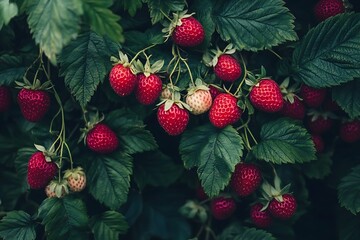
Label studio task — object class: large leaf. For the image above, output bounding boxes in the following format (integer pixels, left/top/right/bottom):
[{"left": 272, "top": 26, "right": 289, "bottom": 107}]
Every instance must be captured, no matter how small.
[
  {"left": 212, "top": 0, "right": 297, "bottom": 51},
  {"left": 332, "top": 79, "right": 360, "bottom": 119},
  {"left": 26, "top": 0, "right": 83, "bottom": 63},
  {"left": 252, "top": 118, "right": 316, "bottom": 164},
  {"left": 38, "top": 196, "right": 89, "bottom": 240},
  {"left": 0, "top": 211, "right": 36, "bottom": 240},
  {"left": 0, "top": 0, "right": 18, "bottom": 30},
  {"left": 180, "top": 124, "right": 243, "bottom": 197},
  {"left": 144, "top": 0, "right": 186, "bottom": 24},
  {"left": 292, "top": 13, "right": 360, "bottom": 88},
  {"left": 338, "top": 164, "right": 360, "bottom": 214},
  {"left": 14, "top": 148, "right": 36, "bottom": 184},
  {"left": 192, "top": 0, "right": 216, "bottom": 49},
  {"left": 115, "top": 0, "right": 142, "bottom": 17},
  {"left": 0, "top": 54, "right": 28, "bottom": 85},
  {"left": 0, "top": 170, "right": 28, "bottom": 210},
  {"left": 90, "top": 211, "right": 128, "bottom": 240},
  {"left": 302, "top": 152, "right": 333, "bottom": 179},
  {"left": 219, "top": 223, "right": 275, "bottom": 240},
  {"left": 85, "top": 151, "right": 133, "bottom": 210},
  {"left": 82, "top": 0, "right": 124, "bottom": 43}
]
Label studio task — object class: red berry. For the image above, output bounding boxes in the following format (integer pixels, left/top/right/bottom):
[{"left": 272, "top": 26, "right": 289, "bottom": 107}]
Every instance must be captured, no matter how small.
[
  {"left": 250, "top": 79, "right": 284, "bottom": 113},
  {"left": 109, "top": 64, "right": 137, "bottom": 96},
  {"left": 314, "top": 0, "right": 345, "bottom": 22},
  {"left": 250, "top": 203, "right": 272, "bottom": 228},
  {"left": 186, "top": 89, "right": 212, "bottom": 115},
  {"left": 231, "top": 163, "right": 262, "bottom": 197},
  {"left": 157, "top": 103, "right": 189, "bottom": 136},
  {"left": 311, "top": 134, "right": 325, "bottom": 153},
  {"left": 300, "top": 85, "right": 326, "bottom": 108},
  {"left": 0, "top": 86, "right": 11, "bottom": 112},
  {"left": 209, "top": 93, "right": 242, "bottom": 128},
  {"left": 27, "top": 152, "right": 58, "bottom": 189},
  {"left": 209, "top": 85, "right": 222, "bottom": 100},
  {"left": 172, "top": 16, "right": 205, "bottom": 47},
  {"left": 135, "top": 73, "right": 162, "bottom": 105},
  {"left": 86, "top": 123, "right": 119, "bottom": 154},
  {"left": 18, "top": 88, "right": 50, "bottom": 122},
  {"left": 280, "top": 97, "right": 306, "bottom": 120},
  {"left": 211, "top": 197, "right": 236, "bottom": 220},
  {"left": 307, "top": 116, "right": 334, "bottom": 134},
  {"left": 269, "top": 194, "right": 297, "bottom": 219},
  {"left": 214, "top": 55, "right": 242, "bottom": 82},
  {"left": 339, "top": 120, "right": 360, "bottom": 143}
]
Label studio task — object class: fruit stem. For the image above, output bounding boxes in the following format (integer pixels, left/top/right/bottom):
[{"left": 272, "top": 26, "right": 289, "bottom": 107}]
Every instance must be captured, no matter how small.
[
  {"left": 176, "top": 45, "right": 195, "bottom": 86},
  {"left": 242, "top": 131, "right": 252, "bottom": 151},
  {"left": 129, "top": 44, "right": 156, "bottom": 65},
  {"left": 195, "top": 224, "right": 205, "bottom": 239},
  {"left": 246, "top": 127, "right": 258, "bottom": 145},
  {"left": 267, "top": 48, "right": 283, "bottom": 60},
  {"left": 160, "top": 9, "right": 172, "bottom": 21},
  {"left": 234, "top": 54, "right": 248, "bottom": 96},
  {"left": 236, "top": 116, "right": 251, "bottom": 130}
]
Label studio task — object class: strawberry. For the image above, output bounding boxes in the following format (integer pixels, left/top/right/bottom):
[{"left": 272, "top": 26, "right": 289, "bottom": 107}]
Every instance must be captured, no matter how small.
[
  {"left": 45, "top": 184, "right": 57, "bottom": 198},
  {"left": 18, "top": 88, "right": 50, "bottom": 122},
  {"left": 135, "top": 73, "right": 162, "bottom": 105},
  {"left": 64, "top": 167, "right": 86, "bottom": 192},
  {"left": 250, "top": 203, "right": 272, "bottom": 228},
  {"left": 307, "top": 115, "right": 334, "bottom": 134},
  {"left": 299, "top": 85, "right": 326, "bottom": 108},
  {"left": 186, "top": 88, "right": 212, "bottom": 115},
  {"left": 172, "top": 16, "right": 205, "bottom": 47},
  {"left": 249, "top": 79, "right": 284, "bottom": 113},
  {"left": 209, "top": 93, "right": 242, "bottom": 128},
  {"left": 45, "top": 180, "right": 68, "bottom": 198},
  {"left": 86, "top": 123, "right": 119, "bottom": 154},
  {"left": 109, "top": 64, "right": 137, "bottom": 96},
  {"left": 214, "top": 55, "right": 242, "bottom": 82},
  {"left": 231, "top": 163, "right": 262, "bottom": 197},
  {"left": 27, "top": 152, "right": 58, "bottom": 189},
  {"left": 0, "top": 86, "right": 11, "bottom": 112},
  {"left": 157, "top": 103, "right": 189, "bottom": 136},
  {"left": 160, "top": 87, "right": 172, "bottom": 100},
  {"left": 280, "top": 97, "right": 306, "bottom": 120},
  {"left": 314, "top": 0, "right": 345, "bottom": 22},
  {"left": 311, "top": 134, "right": 325, "bottom": 153},
  {"left": 339, "top": 120, "right": 360, "bottom": 143},
  {"left": 210, "top": 197, "right": 236, "bottom": 220},
  {"left": 269, "top": 194, "right": 297, "bottom": 219},
  {"left": 209, "top": 85, "right": 222, "bottom": 100}
]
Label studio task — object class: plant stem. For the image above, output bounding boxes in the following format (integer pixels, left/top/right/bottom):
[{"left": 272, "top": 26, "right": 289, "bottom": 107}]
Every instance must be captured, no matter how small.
[
  {"left": 267, "top": 48, "right": 283, "bottom": 60},
  {"left": 129, "top": 44, "right": 156, "bottom": 65}
]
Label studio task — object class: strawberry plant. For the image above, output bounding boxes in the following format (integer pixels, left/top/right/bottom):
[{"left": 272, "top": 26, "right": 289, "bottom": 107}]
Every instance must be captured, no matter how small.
[{"left": 0, "top": 0, "right": 360, "bottom": 239}]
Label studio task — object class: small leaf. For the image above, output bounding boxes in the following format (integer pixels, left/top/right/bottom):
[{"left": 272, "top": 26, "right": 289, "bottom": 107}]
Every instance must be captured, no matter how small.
[
  {"left": 332, "top": 79, "right": 360, "bottom": 119},
  {"left": 338, "top": 164, "right": 360, "bottom": 214},
  {"left": 219, "top": 223, "right": 275, "bottom": 240},
  {"left": 252, "top": 118, "right": 316, "bottom": 164},
  {"left": 0, "top": 0, "right": 18, "bottom": 29},
  {"left": 180, "top": 124, "right": 243, "bottom": 197},
  {"left": 115, "top": 0, "right": 142, "bottom": 17},
  {"left": 90, "top": 211, "right": 129, "bottom": 240},
  {"left": 144, "top": 0, "right": 186, "bottom": 24},
  {"left": 0, "top": 211, "right": 36, "bottom": 240}
]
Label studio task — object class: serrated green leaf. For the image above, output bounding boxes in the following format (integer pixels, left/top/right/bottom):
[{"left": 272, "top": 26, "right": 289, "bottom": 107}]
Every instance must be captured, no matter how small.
[
  {"left": 180, "top": 124, "right": 243, "bottom": 197},
  {"left": 212, "top": 0, "right": 297, "bottom": 52},
  {"left": 0, "top": 211, "right": 36, "bottom": 240},
  {"left": 0, "top": 170, "right": 28, "bottom": 210},
  {"left": 0, "top": 54, "right": 29, "bottom": 85},
  {"left": 85, "top": 152, "right": 133, "bottom": 210},
  {"left": 105, "top": 109, "right": 158, "bottom": 154},
  {"left": 90, "top": 211, "right": 128, "bottom": 240},
  {"left": 219, "top": 223, "right": 275, "bottom": 240},
  {"left": 292, "top": 13, "right": 360, "bottom": 88},
  {"left": 26, "top": 0, "right": 83, "bottom": 63},
  {"left": 116, "top": 0, "right": 142, "bottom": 17},
  {"left": 59, "top": 31, "right": 112, "bottom": 108},
  {"left": 0, "top": 0, "right": 18, "bottom": 30},
  {"left": 144, "top": 0, "right": 186, "bottom": 24},
  {"left": 332, "top": 79, "right": 360, "bottom": 119},
  {"left": 38, "top": 196, "right": 89, "bottom": 240},
  {"left": 252, "top": 118, "right": 316, "bottom": 164},
  {"left": 338, "top": 164, "right": 360, "bottom": 214},
  {"left": 14, "top": 148, "right": 36, "bottom": 184},
  {"left": 302, "top": 152, "right": 333, "bottom": 179},
  {"left": 82, "top": 0, "right": 124, "bottom": 43},
  {"left": 192, "top": 0, "right": 216, "bottom": 49}
]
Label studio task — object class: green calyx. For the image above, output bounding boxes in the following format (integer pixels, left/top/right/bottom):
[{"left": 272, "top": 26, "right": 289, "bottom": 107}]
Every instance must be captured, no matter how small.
[
  {"left": 15, "top": 77, "right": 52, "bottom": 91},
  {"left": 307, "top": 109, "right": 338, "bottom": 121},
  {"left": 34, "top": 144, "right": 57, "bottom": 163},
  {"left": 110, "top": 50, "right": 131, "bottom": 67},
  {"left": 179, "top": 200, "right": 208, "bottom": 223},
  {"left": 63, "top": 166, "right": 85, "bottom": 180},
  {"left": 245, "top": 66, "right": 268, "bottom": 87},
  {"left": 186, "top": 78, "right": 209, "bottom": 96},
  {"left": 157, "top": 90, "right": 192, "bottom": 112},
  {"left": 280, "top": 77, "right": 302, "bottom": 103},
  {"left": 162, "top": 10, "right": 195, "bottom": 41},
  {"left": 79, "top": 111, "right": 105, "bottom": 144},
  {"left": 131, "top": 55, "right": 164, "bottom": 77},
  {"left": 47, "top": 179, "right": 69, "bottom": 198},
  {"left": 259, "top": 173, "right": 292, "bottom": 209},
  {"left": 202, "top": 43, "right": 236, "bottom": 67}
]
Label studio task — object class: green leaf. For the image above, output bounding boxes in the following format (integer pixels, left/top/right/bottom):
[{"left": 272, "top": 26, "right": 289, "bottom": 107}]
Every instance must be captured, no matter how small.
[
  {"left": 180, "top": 124, "right": 243, "bottom": 197},
  {"left": 0, "top": 0, "right": 18, "bottom": 30},
  {"left": 90, "top": 211, "right": 128, "bottom": 240},
  {"left": 123, "top": 27, "right": 164, "bottom": 54},
  {"left": 106, "top": 109, "right": 158, "bottom": 154},
  {"left": 116, "top": 0, "right": 142, "bottom": 17},
  {"left": 85, "top": 151, "right": 133, "bottom": 210},
  {"left": 292, "top": 13, "right": 360, "bottom": 88},
  {"left": 38, "top": 196, "right": 89, "bottom": 240},
  {"left": 252, "top": 118, "right": 316, "bottom": 164},
  {"left": 59, "top": 31, "right": 112, "bottom": 108},
  {"left": 212, "top": 0, "right": 297, "bottom": 52},
  {"left": 219, "top": 223, "right": 275, "bottom": 240},
  {"left": 144, "top": 0, "right": 186, "bottom": 24},
  {"left": 338, "top": 164, "right": 360, "bottom": 214},
  {"left": 332, "top": 79, "right": 360, "bottom": 119},
  {"left": 0, "top": 170, "right": 28, "bottom": 210},
  {"left": 82, "top": 0, "right": 124, "bottom": 43},
  {"left": 0, "top": 211, "right": 36, "bottom": 240},
  {"left": 14, "top": 148, "right": 36, "bottom": 184},
  {"left": 26, "top": 0, "right": 83, "bottom": 64},
  {"left": 302, "top": 152, "right": 333, "bottom": 179},
  {"left": 0, "top": 54, "right": 28, "bottom": 85}
]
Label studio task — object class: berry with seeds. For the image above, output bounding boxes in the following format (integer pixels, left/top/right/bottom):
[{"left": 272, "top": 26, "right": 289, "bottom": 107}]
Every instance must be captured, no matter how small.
[
  {"left": 27, "top": 152, "right": 58, "bottom": 189},
  {"left": 250, "top": 203, "right": 272, "bottom": 228},
  {"left": 157, "top": 103, "right": 189, "bottom": 136},
  {"left": 214, "top": 54, "right": 242, "bottom": 82},
  {"left": 269, "top": 194, "right": 297, "bottom": 219},
  {"left": 250, "top": 79, "right": 284, "bottom": 113},
  {"left": 300, "top": 85, "right": 326, "bottom": 108},
  {"left": 339, "top": 120, "right": 360, "bottom": 143},
  {"left": 231, "top": 163, "right": 262, "bottom": 197},
  {"left": 314, "top": 0, "right": 345, "bottom": 22},
  {"left": 209, "top": 93, "right": 242, "bottom": 128},
  {"left": 211, "top": 197, "right": 236, "bottom": 220},
  {"left": 86, "top": 123, "right": 119, "bottom": 154}
]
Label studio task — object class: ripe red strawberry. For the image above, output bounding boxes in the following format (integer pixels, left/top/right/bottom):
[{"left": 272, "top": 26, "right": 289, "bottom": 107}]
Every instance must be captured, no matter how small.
[
  {"left": 269, "top": 194, "right": 297, "bottom": 219},
  {"left": 64, "top": 167, "right": 86, "bottom": 192},
  {"left": 109, "top": 64, "right": 137, "bottom": 96},
  {"left": 250, "top": 203, "right": 272, "bottom": 228},
  {"left": 211, "top": 197, "right": 236, "bottom": 220},
  {"left": 0, "top": 86, "right": 11, "bottom": 112},
  {"left": 249, "top": 79, "right": 284, "bottom": 113},
  {"left": 209, "top": 85, "right": 222, "bottom": 99},
  {"left": 135, "top": 73, "right": 162, "bottom": 105},
  {"left": 311, "top": 134, "right": 325, "bottom": 153},
  {"left": 214, "top": 55, "right": 242, "bottom": 82},
  {"left": 231, "top": 163, "right": 262, "bottom": 197},
  {"left": 209, "top": 93, "right": 242, "bottom": 128},
  {"left": 172, "top": 16, "right": 205, "bottom": 47},
  {"left": 186, "top": 89, "right": 212, "bottom": 115},
  {"left": 27, "top": 152, "right": 58, "bottom": 189},
  {"left": 299, "top": 85, "right": 326, "bottom": 108},
  {"left": 339, "top": 120, "right": 360, "bottom": 143},
  {"left": 280, "top": 97, "right": 306, "bottom": 120},
  {"left": 18, "top": 88, "right": 50, "bottom": 122},
  {"left": 86, "top": 123, "right": 119, "bottom": 154},
  {"left": 307, "top": 116, "right": 334, "bottom": 134},
  {"left": 157, "top": 103, "right": 189, "bottom": 136},
  {"left": 314, "top": 0, "right": 345, "bottom": 21}
]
